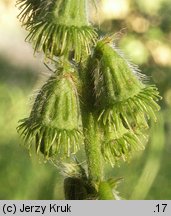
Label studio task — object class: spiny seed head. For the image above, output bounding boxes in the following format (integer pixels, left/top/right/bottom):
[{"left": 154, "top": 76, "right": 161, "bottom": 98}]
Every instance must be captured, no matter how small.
[
  {"left": 17, "top": 65, "right": 83, "bottom": 159},
  {"left": 91, "top": 37, "right": 161, "bottom": 126},
  {"left": 101, "top": 119, "right": 146, "bottom": 166},
  {"left": 88, "top": 37, "right": 161, "bottom": 165},
  {"left": 17, "top": 0, "right": 97, "bottom": 61}
]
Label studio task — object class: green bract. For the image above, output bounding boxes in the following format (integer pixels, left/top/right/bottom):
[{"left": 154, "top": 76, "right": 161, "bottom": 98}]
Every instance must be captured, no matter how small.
[
  {"left": 98, "top": 178, "right": 122, "bottom": 200},
  {"left": 17, "top": 0, "right": 97, "bottom": 61},
  {"left": 17, "top": 65, "right": 83, "bottom": 158}
]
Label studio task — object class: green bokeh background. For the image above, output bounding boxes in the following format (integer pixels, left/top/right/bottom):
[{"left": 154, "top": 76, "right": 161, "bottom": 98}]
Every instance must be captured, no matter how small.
[{"left": 0, "top": 0, "right": 171, "bottom": 199}]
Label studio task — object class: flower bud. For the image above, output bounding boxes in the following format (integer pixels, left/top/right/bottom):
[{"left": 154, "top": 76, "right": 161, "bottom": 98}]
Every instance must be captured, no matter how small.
[{"left": 17, "top": 65, "right": 83, "bottom": 158}]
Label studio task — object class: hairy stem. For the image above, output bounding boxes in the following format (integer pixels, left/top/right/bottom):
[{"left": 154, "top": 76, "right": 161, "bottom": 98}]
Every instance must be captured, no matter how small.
[{"left": 83, "top": 112, "right": 103, "bottom": 183}]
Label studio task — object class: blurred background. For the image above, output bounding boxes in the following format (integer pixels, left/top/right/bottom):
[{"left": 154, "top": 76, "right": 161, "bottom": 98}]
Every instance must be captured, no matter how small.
[{"left": 0, "top": 0, "right": 171, "bottom": 199}]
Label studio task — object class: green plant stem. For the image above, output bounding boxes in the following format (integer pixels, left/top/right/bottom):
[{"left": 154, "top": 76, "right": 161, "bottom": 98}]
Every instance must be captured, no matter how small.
[
  {"left": 80, "top": 60, "right": 104, "bottom": 186},
  {"left": 82, "top": 112, "right": 103, "bottom": 183},
  {"left": 82, "top": 112, "right": 116, "bottom": 200}
]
